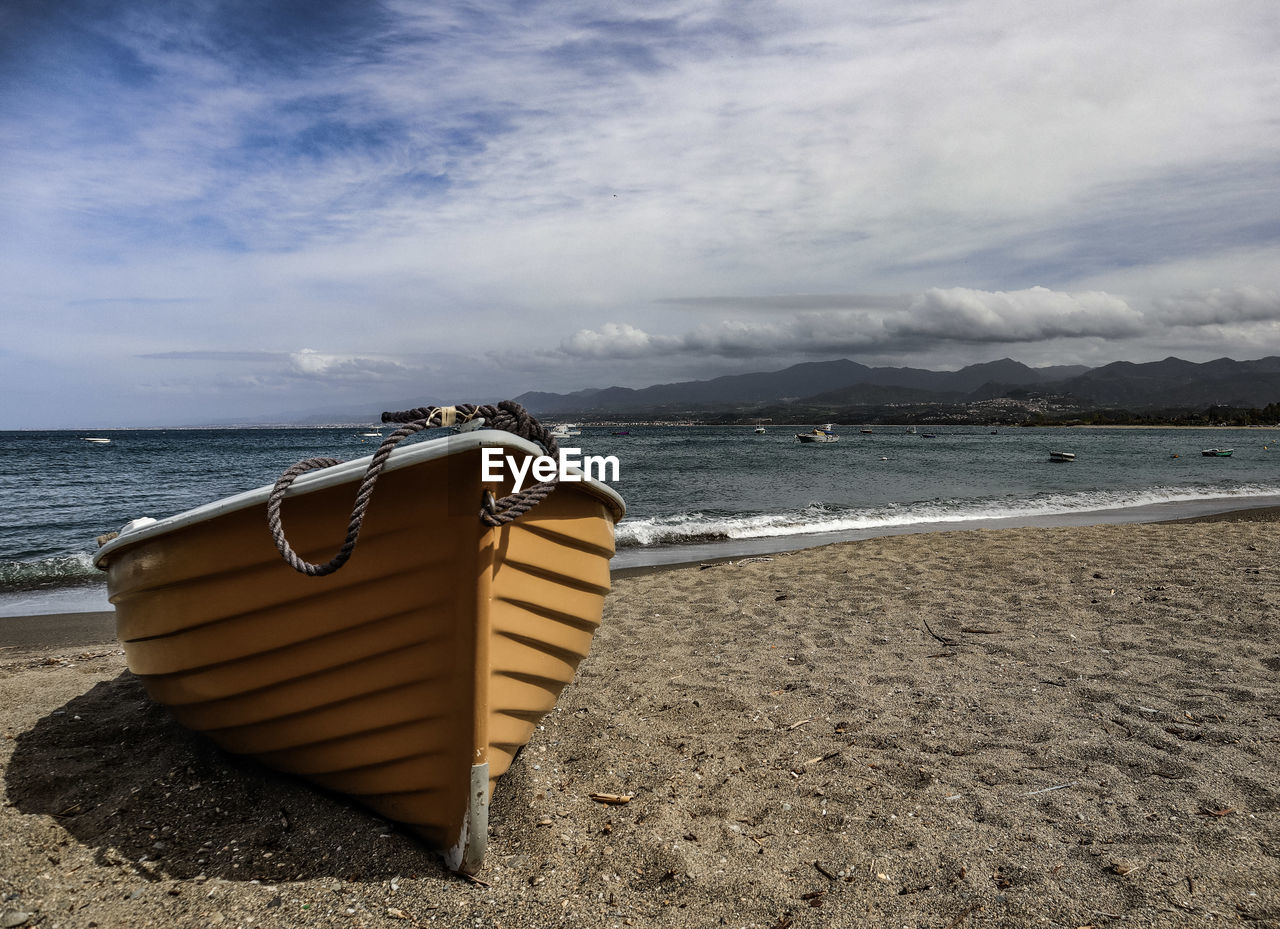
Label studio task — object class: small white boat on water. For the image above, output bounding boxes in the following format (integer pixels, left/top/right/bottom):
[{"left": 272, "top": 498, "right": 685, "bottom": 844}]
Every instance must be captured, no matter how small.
[
  {"left": 82, "top": 437, "right": 112, "bottom": 444},
  {"left": 1201, "top": 448, "right": 1233, "bottom": 457},
  {"left": 906, "top": 426, "right": 917, "bottom": 435},
  {"left": 549, "top": 423, "right": 582, "bottom": 438},
  {"left": 796, "top": 424, "right": 839, "bottom": 444},
  {"left": 1049, "top": 450, "right": 1075, "bottom": 462},
  {"left": 754, "top": 426, "right": 766, "bottom": 434}
]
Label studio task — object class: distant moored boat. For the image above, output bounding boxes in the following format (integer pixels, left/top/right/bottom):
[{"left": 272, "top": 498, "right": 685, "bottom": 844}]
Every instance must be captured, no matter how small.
[{"left": 796, "top": 424, "right": 839, "bottom": 443}]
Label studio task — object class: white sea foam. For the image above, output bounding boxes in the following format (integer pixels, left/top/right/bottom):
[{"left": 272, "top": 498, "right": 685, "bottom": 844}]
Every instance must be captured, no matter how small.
[
  {"left": 0, "top": 552, "right": 100, "bottom": 590},
  {"left": 614, "top": 483, "right": 1280, "bottom": 547}
]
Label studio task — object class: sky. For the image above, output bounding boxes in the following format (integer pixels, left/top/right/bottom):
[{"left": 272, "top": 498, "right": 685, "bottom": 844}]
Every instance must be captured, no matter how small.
[{"left": 2, "top": 0, "right": 1279, "bottom": 427}]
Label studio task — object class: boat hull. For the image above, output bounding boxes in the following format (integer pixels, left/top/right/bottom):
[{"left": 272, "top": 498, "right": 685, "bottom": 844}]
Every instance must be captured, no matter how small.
[{"left": 95, "top": 432, "right": 623, "bottom": 873}]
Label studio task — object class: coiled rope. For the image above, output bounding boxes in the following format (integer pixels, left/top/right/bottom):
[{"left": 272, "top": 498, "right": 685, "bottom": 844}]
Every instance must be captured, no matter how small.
[{"left": 267, "top": 400, "right": 561, "bottom": 576}]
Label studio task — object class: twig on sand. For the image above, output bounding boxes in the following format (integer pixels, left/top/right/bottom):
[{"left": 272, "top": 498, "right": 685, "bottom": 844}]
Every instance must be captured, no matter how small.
[
  {"left": 812, "top": 860, "right": 837, "bottom": 880},
  {"left": 589, "top": 793, "right": 633, "bottom": 805},
  {"left": 1024, "top": 781, "right": 1078, "bottom": 797},
  {"left": 943, "top": 902, "right": 983, "bottom": 929},
  {"left": 1109, "top": 860, "right": 1144, "bottom": 877},
  {"left": 1197, "top": 806, "right": 1235, "bottom": 817},
  {"left": 923, "top": 618, "right": 960, "bottom": 646},
  {"left": 800, "top": 751, "right": 841, "bottom": 768},
  {"left": 787, "top": 718, "right": 811, "bottom": 731}
]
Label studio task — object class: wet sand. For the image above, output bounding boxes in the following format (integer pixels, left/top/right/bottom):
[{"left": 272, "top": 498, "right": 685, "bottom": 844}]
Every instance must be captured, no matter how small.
[{"left": 1, "top": 511, "right": 1277, "bottom": 927}]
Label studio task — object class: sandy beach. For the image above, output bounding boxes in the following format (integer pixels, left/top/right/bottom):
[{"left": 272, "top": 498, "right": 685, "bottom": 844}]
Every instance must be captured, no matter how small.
[{"left": 2, "top": 512, "right": 1277, "bottom": 928}]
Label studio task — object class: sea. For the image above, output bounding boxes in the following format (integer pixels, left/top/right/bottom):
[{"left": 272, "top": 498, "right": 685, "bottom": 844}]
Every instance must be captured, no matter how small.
[{"left": 2, "top": 425, "right": 1278, "bottom": 617}]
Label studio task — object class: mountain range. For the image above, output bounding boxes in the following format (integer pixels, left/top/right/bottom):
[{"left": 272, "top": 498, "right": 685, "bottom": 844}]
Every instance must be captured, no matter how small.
[{"left": 514, "top": 356, "right": 1280, "bottom": 418}]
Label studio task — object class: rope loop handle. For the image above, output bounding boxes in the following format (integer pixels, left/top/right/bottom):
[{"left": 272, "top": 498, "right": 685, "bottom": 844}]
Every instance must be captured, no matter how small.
[{"left": 268, "top": 401, "right": 560, "bottom": 575}]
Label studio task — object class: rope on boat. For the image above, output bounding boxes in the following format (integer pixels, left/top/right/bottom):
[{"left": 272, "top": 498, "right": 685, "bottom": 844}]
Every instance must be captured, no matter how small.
[{"left": 267, "top": 400, "right": 561, "bottom": 576}]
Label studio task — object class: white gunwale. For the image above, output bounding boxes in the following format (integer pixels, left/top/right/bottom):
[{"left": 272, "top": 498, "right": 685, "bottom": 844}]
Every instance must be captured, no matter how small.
[{"left": 95, "top": 430, "right": 625, "bottom": 568}]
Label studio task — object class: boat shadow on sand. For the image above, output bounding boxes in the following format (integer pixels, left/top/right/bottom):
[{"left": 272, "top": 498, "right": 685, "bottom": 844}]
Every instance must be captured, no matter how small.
[{"left": 5, "top": 671, "right": 498, "bottom": 884}]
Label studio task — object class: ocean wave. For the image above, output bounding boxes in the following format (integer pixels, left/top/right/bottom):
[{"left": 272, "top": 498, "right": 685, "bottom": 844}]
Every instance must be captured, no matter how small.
[
  {"left": 614, "top": 483, "right": 1280, "bottom": 547},
  {"left": 0, "top": 553, "right": 102, "bottom": 591}
]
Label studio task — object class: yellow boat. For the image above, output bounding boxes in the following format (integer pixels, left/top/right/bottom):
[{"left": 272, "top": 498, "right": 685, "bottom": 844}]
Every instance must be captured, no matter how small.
[{"left": 94, "top": 408, "right": 624, "bottom": 874}]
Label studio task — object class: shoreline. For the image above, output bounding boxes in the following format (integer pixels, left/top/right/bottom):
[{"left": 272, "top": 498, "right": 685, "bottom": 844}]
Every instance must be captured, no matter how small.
[
  {"left": 3, "top": 498, "right": 1278, "bottom": 635},
  {"left": 614, "top": 499, "right": 1280, "bottom": 576},
  {"left": 5, "top": 496, "right": 1280, "bottom": 623},
  {"left": 610, "top": 493, "right": 1280, "bottom": 571}
]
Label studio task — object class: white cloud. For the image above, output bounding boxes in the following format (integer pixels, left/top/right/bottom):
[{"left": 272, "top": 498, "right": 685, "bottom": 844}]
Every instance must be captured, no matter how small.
[
  {"left": 286, "top": 348, "right": 409, "bottom": 380},
  {"left": 1149, "top": 285, "right": 1280, "bottom": 326},
  {"left": 561, "top": 323, "right": 682, "bottom": 359},
  {"left": 561, "top": 287, "right": 1151, "bottom": 360},
  {"left": 896, "top": 287, "right": 1145, "bottom": 342}
]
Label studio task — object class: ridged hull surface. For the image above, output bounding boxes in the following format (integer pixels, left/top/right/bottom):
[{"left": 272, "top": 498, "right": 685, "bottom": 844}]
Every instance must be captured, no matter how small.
[
  {"left": 485, "top": 492, "right": 616, "bottom": 789},
  {"left": 100, "top": 444, "right": 619, "bottom": 865}
]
